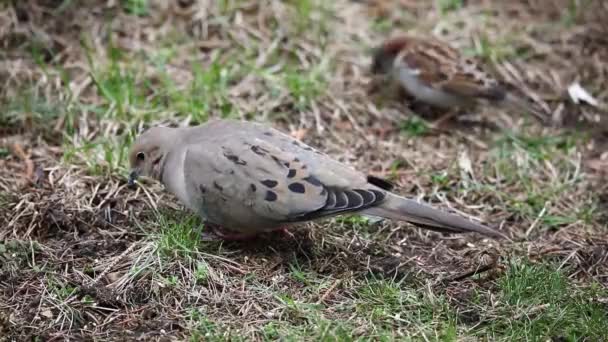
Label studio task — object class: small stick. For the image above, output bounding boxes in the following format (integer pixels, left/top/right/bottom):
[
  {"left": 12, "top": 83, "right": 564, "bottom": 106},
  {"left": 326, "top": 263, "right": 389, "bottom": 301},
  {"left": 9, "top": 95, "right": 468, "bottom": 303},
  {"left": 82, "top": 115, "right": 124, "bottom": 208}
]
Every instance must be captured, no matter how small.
[
  {"left": 511, "top": 304, "right": 550, "bottom": 321},
  {"left": 442, "top": 263, "right": 496, "bottom": 282},
  {"left": 317, "top": 278, "right": 342, "bottom": 304},
  {"left": 90, "top": 242, "right": 138, "bottom": 286}
]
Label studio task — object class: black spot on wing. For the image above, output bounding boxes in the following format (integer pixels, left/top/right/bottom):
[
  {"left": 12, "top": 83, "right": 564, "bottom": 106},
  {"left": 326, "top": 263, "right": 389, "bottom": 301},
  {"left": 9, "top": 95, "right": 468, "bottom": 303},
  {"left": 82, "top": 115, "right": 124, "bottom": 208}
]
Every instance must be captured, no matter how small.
[
  {"left": 251, "top": 145, "right": 269, "bottom": 156},
  {"left": 367, "top": 175, "right": 395, "bottom": 191},
  {"left": 223, "top": 152, "right": 247, "bottom": 165},
  {"left": 288, "top": 182, "right": 305, "bottom": 194},
  {"left": 261, "top": 179, "right": 278, "bottom": 188},
  {"left": 249, "top": 184, "right": 257, "bottom": 192},
  {"left": 287, "top": 169, "right": 296, "bottom": 178},
  {"left": 213, "top": 181, "right": 223, "bottom": 192},
  {"left": 265, "top": 191, "right": 277, "bottom": 202},
  {"left": 303, "top": 175, "right": 323, "bottom": 187},
  {"left": 270, "top": 155, "right": 284, "bottom": 168},
  {"left": 263, "top": 132, "right": 273, "bottom": 136}
]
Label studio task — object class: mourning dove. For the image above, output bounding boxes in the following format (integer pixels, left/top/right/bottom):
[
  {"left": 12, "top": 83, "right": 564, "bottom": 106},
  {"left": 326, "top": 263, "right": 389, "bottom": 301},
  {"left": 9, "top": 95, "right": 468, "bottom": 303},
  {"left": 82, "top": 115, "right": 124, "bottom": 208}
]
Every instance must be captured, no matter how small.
[
  {"left": 128, "top": 120, "right": 505, "bottom": 240},
  {"left": 371, "top": 35, "right": 547, "bottom": 124}
]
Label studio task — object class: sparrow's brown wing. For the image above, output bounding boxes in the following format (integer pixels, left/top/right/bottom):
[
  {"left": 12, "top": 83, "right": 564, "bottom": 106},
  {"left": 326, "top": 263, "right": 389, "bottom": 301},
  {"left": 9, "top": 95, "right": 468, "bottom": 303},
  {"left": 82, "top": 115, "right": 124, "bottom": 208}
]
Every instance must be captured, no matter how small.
[{"left": 398, "top": 37, "right": 506, "bottom": 100}]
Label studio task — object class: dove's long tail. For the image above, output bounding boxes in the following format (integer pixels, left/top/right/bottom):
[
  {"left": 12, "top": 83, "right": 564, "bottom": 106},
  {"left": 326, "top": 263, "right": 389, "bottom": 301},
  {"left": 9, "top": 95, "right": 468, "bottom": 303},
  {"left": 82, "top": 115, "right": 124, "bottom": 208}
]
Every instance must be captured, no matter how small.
[{"left": 362, "top": 193, "right": 506, "bottom": 239}]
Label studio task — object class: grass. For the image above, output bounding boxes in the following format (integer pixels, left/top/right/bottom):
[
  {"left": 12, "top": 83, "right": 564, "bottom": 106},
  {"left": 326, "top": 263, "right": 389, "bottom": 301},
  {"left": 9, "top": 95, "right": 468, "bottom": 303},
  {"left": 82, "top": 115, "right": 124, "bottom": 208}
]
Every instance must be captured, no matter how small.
[
  {"left": 122, "top": 0, "right": 149, "bottom": 16},
  {"left": 0, "top": 87, "right": 64, "bottom": 126},
  {"left": 484, "top": 261, "right": 608, "bottom": 341},
  {"left": 283, "top": 62, "right": 329, "bottom": 110},
  {"left": 1, "top": 0, "right": 607, "bottom": 341},
  {"left": 483, "top": 131, "right": 587, "bottom": 229},
  {"left": 399, "top": 115, "right": 430, "bottom": 137},
  {"left": 465, "top": 33, "right": 525, "bottom": 62},
  {"left": 438, "top": 0, "right": 464, "bottom": 14},
  {"left": 155, "top": 213, "right": 205, "bottom": 259}
]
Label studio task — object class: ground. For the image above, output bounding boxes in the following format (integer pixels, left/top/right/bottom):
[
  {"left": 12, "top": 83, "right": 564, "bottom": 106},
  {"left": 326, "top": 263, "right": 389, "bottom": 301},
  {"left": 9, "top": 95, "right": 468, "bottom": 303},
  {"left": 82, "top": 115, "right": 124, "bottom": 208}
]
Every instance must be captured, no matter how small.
[{"left": 1, "top": 0, "right": 607, "bottom": 340}]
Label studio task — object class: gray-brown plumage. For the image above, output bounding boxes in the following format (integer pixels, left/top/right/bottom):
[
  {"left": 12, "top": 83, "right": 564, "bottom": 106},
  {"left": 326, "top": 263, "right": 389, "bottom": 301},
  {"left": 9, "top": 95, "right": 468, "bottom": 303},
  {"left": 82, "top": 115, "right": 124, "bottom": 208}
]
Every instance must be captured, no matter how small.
[{"left": 128, "top": 120, "right": 505, "bottom": 239}]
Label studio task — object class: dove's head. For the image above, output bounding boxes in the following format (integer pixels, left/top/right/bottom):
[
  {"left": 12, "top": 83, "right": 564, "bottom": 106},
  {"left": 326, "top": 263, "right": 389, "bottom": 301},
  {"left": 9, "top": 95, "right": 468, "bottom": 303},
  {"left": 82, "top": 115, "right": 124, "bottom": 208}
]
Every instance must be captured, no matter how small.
[
  {"left": 128, "top": 126, "right": 176, "bottom": 186},
  {"left": 371, "top": 36, "right": 411, "bottom": 75}
]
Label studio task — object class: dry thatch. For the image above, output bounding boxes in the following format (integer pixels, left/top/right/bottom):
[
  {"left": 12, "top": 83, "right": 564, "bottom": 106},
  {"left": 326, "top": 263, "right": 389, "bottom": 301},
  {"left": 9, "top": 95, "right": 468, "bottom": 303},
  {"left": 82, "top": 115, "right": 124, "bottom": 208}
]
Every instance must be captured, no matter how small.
[{"left": 1, "top": 0, "right": 607, "bottom": 340}]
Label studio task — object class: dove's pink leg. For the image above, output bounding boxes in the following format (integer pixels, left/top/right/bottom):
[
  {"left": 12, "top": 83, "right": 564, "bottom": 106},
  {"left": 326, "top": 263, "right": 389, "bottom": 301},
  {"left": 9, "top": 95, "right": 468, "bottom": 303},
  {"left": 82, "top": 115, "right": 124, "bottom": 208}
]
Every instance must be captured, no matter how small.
[
  {"left": 276, "top": 227, "right": 294, "bottom": 238},
  {"left": 206, "top": 224, "right": 259, "bottom": 241},
  {"left": 205, "top": 223, "right": 292, "bottom": 241}
]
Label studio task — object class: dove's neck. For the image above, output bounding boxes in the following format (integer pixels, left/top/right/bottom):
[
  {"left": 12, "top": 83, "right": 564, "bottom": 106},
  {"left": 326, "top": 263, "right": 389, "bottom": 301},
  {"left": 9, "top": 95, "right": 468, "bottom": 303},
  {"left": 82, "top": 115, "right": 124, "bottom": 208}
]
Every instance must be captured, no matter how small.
[{"left": 160, "top": 147, "right": 190, "bottom": 207}]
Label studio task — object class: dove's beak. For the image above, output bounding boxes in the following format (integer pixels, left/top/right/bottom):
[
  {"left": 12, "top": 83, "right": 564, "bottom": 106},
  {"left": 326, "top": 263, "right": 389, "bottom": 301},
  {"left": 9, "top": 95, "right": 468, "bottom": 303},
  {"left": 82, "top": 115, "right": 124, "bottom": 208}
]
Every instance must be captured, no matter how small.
[{"left": 128, "top": 169, "right": 140, "bottom": 187}]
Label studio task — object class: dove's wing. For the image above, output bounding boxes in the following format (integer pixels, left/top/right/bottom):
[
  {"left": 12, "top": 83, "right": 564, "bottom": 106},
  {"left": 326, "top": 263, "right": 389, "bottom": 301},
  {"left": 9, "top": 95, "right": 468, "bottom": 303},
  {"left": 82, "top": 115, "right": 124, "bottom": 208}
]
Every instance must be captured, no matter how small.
[{"left": 179, "top": 120, "right": 386, "bottom": 230}]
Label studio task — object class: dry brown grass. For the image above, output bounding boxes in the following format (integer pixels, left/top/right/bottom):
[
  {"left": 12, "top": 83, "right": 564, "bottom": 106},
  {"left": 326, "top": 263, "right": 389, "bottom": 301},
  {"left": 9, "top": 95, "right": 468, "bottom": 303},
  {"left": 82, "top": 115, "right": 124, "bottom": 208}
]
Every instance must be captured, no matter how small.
[{"left": 1, "top": 0, "right": 607, "bottom": 340}]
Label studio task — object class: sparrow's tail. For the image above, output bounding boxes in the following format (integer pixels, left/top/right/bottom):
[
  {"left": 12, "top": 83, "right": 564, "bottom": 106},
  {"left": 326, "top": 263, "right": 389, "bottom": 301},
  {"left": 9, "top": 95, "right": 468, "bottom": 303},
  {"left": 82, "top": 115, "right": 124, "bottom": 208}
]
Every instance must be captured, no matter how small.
[
  {"left": 501, "top": 93, "right": 548, "bottom": 123},
  {"left": 362, "top": 193, "right": 506, "bottom": 239}
]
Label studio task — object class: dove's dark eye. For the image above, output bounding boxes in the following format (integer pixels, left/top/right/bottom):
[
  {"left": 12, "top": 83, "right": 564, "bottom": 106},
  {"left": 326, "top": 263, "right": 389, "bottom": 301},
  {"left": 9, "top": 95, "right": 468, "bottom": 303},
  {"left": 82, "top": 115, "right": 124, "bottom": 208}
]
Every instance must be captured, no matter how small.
[{"left": 136, "top": 152, "right": 145, "bottom": 161}]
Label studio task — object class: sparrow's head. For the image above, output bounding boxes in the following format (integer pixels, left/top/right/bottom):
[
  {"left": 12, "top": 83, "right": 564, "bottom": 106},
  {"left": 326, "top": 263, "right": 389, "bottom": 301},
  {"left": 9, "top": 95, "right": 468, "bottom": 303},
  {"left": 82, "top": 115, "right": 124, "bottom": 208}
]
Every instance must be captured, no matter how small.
[
  {"left": 371, "top": 36, "right": 412, "bottom": 75},
  {"left": 128, "top": 126, "right": 175, "bottom": 185}
]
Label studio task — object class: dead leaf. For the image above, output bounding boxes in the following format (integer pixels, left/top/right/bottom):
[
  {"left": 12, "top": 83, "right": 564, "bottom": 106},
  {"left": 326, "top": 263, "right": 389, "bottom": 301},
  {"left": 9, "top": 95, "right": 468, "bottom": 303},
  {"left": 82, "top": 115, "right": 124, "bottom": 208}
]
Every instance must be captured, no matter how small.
[
  {"left": 40, "top": 309, "right": 53, "bottom": 319},
  {"left": 568, "top": 83, "right": 599, "bottom": 107}
]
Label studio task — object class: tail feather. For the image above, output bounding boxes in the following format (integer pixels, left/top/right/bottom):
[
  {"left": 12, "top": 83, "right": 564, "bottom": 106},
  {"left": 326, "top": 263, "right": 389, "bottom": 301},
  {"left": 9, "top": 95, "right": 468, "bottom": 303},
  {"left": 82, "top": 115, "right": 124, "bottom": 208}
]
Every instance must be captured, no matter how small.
[
  {"left": 363, "top": 194, "right": 506, "bottom": 239},
  {"left": 501, "top": 93, "right": 548, "bottom": 123}
]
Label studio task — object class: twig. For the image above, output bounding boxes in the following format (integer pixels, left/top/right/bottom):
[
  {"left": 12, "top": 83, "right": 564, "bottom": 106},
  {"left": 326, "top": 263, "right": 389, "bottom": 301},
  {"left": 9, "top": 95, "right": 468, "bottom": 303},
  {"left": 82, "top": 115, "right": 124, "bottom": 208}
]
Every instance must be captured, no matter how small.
[
  {"left": 442, "top": 262, "right": 496, "bottom": 282},
  {"left": 90, "top": 242, "right": 139, "bottom": 286},
  {"left": 317, "top": 278, "right": 342, "bottom": 304},
  {"left": 511, "top": 304, "right": 550, "bottom": 321}
]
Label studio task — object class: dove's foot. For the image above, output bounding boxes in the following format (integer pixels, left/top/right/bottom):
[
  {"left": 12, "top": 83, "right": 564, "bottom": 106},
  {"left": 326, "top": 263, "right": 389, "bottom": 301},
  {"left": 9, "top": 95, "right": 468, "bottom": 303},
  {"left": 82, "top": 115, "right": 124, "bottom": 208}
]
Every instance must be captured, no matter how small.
[
  {"left": 203, "top": 223, "right": 293, "bottom": 241},
  {"left": 204, "top": 224, "right": 258, "bottom": 241},
  {"left": 275, "top": 227, "right": 294, "bottom": 238}
]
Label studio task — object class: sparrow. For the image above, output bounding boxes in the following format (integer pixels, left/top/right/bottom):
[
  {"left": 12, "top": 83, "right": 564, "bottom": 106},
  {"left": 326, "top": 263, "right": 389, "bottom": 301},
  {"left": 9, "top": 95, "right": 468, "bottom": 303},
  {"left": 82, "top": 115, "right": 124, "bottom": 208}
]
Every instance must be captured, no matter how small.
[
  {"left": 370, "top": 35, "right": 546, "bottom": 125},
  {"left": 128, "top": 119, "right": 505, "bottom": 240}
]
